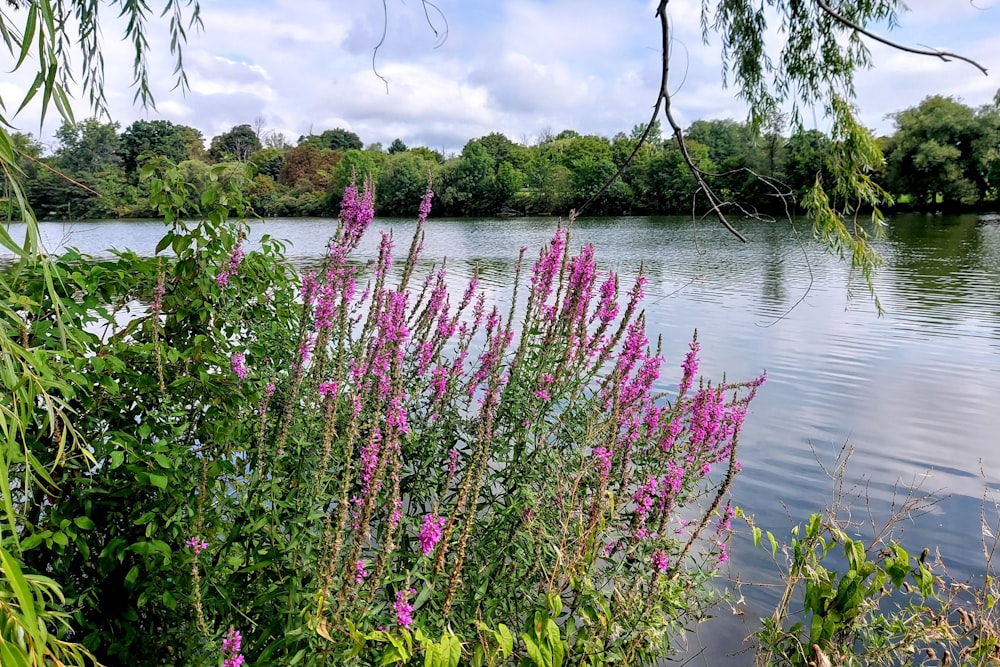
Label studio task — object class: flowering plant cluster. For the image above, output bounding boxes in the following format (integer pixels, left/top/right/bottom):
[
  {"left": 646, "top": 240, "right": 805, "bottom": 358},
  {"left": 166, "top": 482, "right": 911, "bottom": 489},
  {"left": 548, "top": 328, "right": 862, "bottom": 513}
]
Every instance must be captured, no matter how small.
[{"left": 9, "top": 165, "right": 762, "bottom": 666}]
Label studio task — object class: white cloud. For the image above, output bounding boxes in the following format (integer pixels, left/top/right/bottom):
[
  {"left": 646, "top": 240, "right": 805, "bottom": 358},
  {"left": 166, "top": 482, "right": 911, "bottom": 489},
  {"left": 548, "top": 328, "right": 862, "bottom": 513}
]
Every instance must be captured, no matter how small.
[{"left": 5, "top": 0, "right": 997, "bottom": 153}]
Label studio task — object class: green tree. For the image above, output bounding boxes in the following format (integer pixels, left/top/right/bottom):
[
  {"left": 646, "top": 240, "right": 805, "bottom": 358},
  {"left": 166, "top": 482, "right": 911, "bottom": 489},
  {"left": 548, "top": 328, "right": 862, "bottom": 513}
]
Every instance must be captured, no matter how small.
[
  {"left": 298, "top": 127, "right": 363, "bottom": 151},
  {"left": 249, "top": 147, "right": 286, "bottom": 180},
  {"left": 783, "top": 129, "right": 835, "bottom": 202},
  {"left": 476, "top": 132, "right": 529, "bottom": 171},
  {"left": 55, "top": 118, "right": 122, "bottom": 173},
  {"left": 209, "top": 124, "right": 263, "bottom": 162},
  {"left": 119, "top": 119, "right": 204, "bottom": 178},
  {"left": 2, "top": 133, "right": 42, "bottom": 210},
  {"left": 885, "top": 96, "right": 992, "bottom": 207},
  {"left": 409, "top": 145, "right": 445, "bottom": 164},
  {"left": 387, "top": 137, "right": 408, "bottom": 154},
  {"left": 327, "top": 148, "right": 380, "bottom": 202},
  {"left": 631, "top": 140, "right": 714, "bottom": 213},
  {"left": 377, "top": 150, "right": 439, "bottom": 216},
  {"left": 438, "top": 140, "right": 511, "bottom": 215}
]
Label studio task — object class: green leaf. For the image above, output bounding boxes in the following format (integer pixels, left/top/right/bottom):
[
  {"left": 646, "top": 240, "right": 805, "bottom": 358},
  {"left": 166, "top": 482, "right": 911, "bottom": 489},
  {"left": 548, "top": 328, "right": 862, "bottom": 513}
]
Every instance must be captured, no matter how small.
[
  {"left": 124, "top": 565, "right": 140, "bottom": 589},
  {"left": 522, "top": 632, "right": 543, "bottom": 666},
  {"left": 148, "top": 472, "right": 168, "bottom": 489},
  {"left": 0, "top": 642, "right": 30, "bottom": 667},
  {"left": 0, "top": 546, "right": 39, "bottom": 639},
  {"left": 152, "top": 453, "right": 173, "bottom": 469},
  {"left": 155, "top": 232, "right": 174, "bottom": 254},
  {"left": 442, "top": 632, "right": 462, "bottom": 667},
  {"left": 498, "top": 624, "right": 514, "bottom": 657}
]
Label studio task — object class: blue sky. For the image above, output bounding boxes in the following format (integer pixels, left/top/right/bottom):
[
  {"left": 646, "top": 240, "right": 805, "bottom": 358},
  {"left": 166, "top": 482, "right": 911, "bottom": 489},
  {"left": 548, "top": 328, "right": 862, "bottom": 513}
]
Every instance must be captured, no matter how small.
[{"left": 6, "top": 0, "right": 1000, "bottom": 153}]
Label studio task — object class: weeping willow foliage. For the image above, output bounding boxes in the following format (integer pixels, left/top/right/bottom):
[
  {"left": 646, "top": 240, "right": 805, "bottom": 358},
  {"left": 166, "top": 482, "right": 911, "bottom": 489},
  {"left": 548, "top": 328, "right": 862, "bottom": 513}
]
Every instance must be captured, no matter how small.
[
  {"left": 1, "top": 2, "right": 201, "bottom": 664},
  {"left": 700, "top": 0, "right": 983, "bottom": 304}
]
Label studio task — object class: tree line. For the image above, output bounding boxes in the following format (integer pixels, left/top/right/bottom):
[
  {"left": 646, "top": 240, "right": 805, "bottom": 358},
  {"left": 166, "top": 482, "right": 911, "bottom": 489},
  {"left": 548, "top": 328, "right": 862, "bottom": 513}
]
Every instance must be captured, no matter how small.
[{"left": 5, "top": 91, "right": 1000, "bottom": 221}]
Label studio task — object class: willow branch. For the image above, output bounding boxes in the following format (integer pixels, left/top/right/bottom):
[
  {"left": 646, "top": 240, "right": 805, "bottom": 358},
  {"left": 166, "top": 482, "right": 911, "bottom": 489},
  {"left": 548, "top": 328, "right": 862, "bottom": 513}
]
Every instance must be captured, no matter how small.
[
  {"left": 578, "top": 1, "right": 747, "bottom": 243},
  {"left": 657, "top": 1, "right": 747, "bottom": 242},
  {"left": 16, "top": 150, "right": 102, "bottom": 197},
  {"left": 815, "top": 0, "right": 988, "bottom": 76}
]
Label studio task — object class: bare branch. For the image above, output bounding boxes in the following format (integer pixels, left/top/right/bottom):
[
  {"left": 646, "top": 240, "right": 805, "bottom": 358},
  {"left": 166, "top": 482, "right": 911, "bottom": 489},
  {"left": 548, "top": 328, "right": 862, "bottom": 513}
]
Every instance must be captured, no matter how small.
[
  {"left": 658, "top": 2, "right": 748, "bottom": 242},
  {"left": 815, "top": 0, "right": 988, "bottom": 76},
  {"left": 578, "top": 1, "right": 748, "bottom": 244}
]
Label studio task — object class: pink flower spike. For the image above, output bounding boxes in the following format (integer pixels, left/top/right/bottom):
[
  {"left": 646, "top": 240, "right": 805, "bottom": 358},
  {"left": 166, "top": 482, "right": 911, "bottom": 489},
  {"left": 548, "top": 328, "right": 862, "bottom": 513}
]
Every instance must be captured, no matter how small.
[
  {"left": 419, "top": 514, "right": 446, "bottom": 555},
  {"left": 231, "top": 352, "right": 248, "bottom": 380},
  {"left": 186, "top": 536, "right": 208, "bottom": 556},
  {"left": 393, "top": 589, "right": 414, "bottom": 629},
  {"left": 221, "top": 628, "right": 245, "bottom": 667}
]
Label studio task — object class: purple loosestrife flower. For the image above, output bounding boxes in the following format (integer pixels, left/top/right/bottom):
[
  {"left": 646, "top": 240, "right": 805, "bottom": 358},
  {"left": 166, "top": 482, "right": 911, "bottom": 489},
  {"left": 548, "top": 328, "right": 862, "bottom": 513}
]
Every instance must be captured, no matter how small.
[
  {"left": 651, "top": 550, "right": 669, "bottom": 573},
  {"left": 529, "top": 227, "right": 567, "bottom": 317},
  {"left": 594, "top": 273, "right": 619, "bottom": 325},
  {"left": 301, "top": 271, "right": 318, "bottom": 309},
  {"left": 296, "top": 333, "right": 315, "bottom": 372},
  {"left": 151, "top": 276, "right": 165, "bottom": 315},
  {"left": 186, "top": 537, "right": 208, "bottom": 556},
  {"left": 446, "top": 449, "right": 459, "bottom": 482},
  {"left": 418, "top": 185, "right": 433, "bottom": 223},
  {"left": 313, "top": 259, "right": 357, "bottom": 333},
  {"left": 386, "top": 396, "right": 409, "bottom": 435},
  {"left": 390, "top": 498, "right": 402, "bottom": 528},
  {"left": 221, "top": 628, "right": 245, "bottom": 667},
  {"left": 430, "top": 365, "right": 449, "bottom": 403},
  {"left": 679, "top": 338, "right": 700, "bottom": 396},
  {"left": 393, "top": 589, "right": 415, "bottom": 629},
  {"left": 339, "top": 177, "right": 376, "bottom": 250},
  {"left": 562, "top": 244, "right": 597, "bottom": 329},
  {"left": 319, "top": 381, "right": 338, "bottom": 398},
  {"left": 367, "top": 290, "right": 410, "bottom": 398},
  {"left": 592, "top": 447, "right": 613, "bottom": 479},
  {"left": 231, "top": 352, "right": 248, "bottom": 380},
  {"left": 216, "top": 241, "right": 245, "bottom": 288},
  {"left": 356, "top": 559, "right": 369, "bottom": 583},
  {"left": 419, "top": 514, "right": 446, "bottom": 556}
]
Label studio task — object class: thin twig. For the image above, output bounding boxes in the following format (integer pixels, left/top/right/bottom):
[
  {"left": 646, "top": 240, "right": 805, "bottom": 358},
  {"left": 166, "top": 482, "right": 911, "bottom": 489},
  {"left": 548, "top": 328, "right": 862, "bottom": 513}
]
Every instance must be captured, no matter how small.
[
  {"left": 815, "top": 0, "right": 988, "bottom": 76},
  {"left": 15, "top": 150, "right": 102, "bottom": 197}
]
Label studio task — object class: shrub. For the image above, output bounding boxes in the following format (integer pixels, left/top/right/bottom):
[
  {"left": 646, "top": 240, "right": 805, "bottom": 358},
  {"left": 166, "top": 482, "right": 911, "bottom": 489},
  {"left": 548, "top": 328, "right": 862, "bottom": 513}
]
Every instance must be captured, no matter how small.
[{"left": 7, "top": 164, "right": 764, "bottom": 665}]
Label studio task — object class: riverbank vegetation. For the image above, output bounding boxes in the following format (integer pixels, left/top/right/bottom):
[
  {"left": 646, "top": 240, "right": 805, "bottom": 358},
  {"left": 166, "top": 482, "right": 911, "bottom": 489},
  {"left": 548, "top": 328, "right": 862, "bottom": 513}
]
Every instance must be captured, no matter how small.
[
  {"left": 6, "top": 90, "right": 1000, "bottom": 221},
  {"left": 4, "top": 0, "right": 1000, "bottom": 665}
]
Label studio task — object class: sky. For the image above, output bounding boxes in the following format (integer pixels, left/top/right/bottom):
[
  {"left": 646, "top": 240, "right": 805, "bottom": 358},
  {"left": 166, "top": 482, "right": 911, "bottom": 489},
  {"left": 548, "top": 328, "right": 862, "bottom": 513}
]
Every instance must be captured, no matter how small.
[{"left": 4, "top": 0, "right": 999, "bottom": 155}]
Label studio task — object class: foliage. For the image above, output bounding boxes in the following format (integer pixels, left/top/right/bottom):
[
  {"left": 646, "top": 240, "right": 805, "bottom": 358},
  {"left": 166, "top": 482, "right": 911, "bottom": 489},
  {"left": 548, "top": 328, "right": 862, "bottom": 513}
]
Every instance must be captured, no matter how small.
[
  {"left": 209, "top": 124, "right": 263, "bottom": 163},
  {"left": 4, "top": 171, "right": 765, "bottom": 665},
  {"left": 54, "top": 119, "right": 122, "bottom": 174},
  {"left": 11, "top": 96, "right": 1000, "bottom": 221},
  {"left": 885, "top": 95, "right": 1000, "bottom": 207},
  {"left": 119, "top": 120, "right": 204, "bottom": 178},
  {"left": 299, "top": 128, "right": 364, "bottom": 152},
  {"left": 745, "top": 462, "right": 1000, "bottom": 667},
  {"left": 388, "top": 138, "right": 409, "bottom": 155},
  {"left": 328, "top": 148, "right": 381, "bottom": 199},
  {"left": 378, "top": 150, "right": 442, "bottom": 216},
  {"left": 277, "top": 144, "right": 342, "bottom": 191}
]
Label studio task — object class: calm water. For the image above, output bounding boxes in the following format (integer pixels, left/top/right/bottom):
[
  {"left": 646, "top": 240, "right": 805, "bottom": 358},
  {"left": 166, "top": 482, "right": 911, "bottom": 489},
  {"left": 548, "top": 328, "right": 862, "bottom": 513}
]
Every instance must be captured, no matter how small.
[{"left": 5, "top": 212, "right": 1000, "bottom": 661}]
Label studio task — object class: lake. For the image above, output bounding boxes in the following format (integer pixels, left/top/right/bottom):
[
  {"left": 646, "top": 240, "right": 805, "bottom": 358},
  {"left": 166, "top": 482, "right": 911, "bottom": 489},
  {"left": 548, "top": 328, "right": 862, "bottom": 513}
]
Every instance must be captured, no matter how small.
[{"left": 5, "top": 211, "right": 1000, "bottom": 661}]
